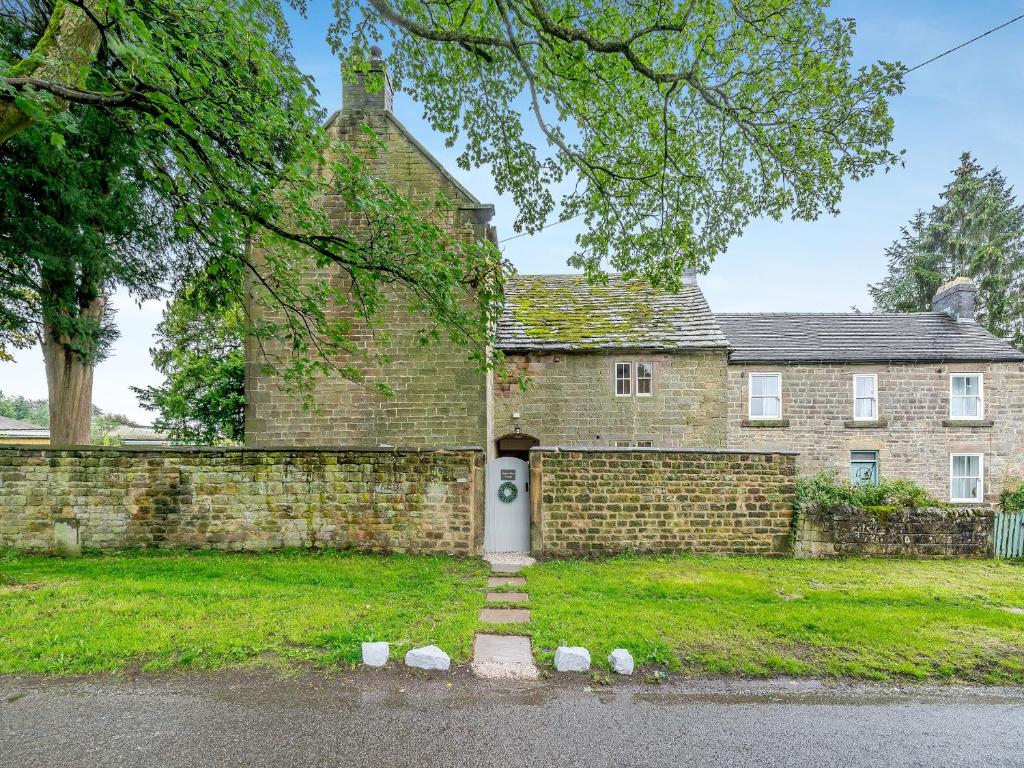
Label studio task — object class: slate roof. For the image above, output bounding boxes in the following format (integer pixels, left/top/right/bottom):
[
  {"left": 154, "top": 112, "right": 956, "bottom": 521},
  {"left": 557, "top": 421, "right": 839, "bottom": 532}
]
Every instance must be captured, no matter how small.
[
  {"left": 496, "top": 275, "right": 728, "bottom": 352},
  {"left": 716, "top": 312, "right": 1024, "bottom": 364},
  {"left": 0, "top": 416, "right": 49, "bottom": 434},
  {"left": 110, "top": 425, "right": 169, "bottom": 443}
]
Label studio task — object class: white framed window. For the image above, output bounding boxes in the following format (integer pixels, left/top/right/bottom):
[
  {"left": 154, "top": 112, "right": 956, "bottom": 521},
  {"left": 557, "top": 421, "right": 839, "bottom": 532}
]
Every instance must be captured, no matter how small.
[
  {"left": 748, "top": 373, "right": 781, "bottom": 419},
  {"left": 614, "top": 362, "right": 632, "bottom": 396},
  {"left": 636, "top": 362, "right": 653, "bottom": 396},
  {"left": 950, "top": 373, "right": 983, "bottom": 419},
  {"left": 614, "top": 440, "right": 632, "bottom": 448},
  {"left": 853, "top": 374, "right": 878, "bottom": 420},
  {"left": 635, "top": 440, "right": 654, "bottom": 448},
  {"left": 950, "top": 453, "right": 984, "bottom": 503}
]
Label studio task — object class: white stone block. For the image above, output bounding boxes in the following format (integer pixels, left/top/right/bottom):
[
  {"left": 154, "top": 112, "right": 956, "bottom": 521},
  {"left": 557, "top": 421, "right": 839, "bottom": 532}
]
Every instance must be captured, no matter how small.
[
  {"left": 405, "top": 645, "right": 451, "bottom": 671},
  {"left": 608, "top": 648, "right": 634, "bottom": 675},
  {"left": 554, "top": 646, "right": 590, "bottom": 672},
  {"left": 362, "top": 641, "right": 390, "bottom": 667}
]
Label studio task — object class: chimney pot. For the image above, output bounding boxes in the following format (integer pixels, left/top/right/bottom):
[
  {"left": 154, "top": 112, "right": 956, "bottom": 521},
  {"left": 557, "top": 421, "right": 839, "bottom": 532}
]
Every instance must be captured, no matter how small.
[{"left": 931, "top": 276, "right": 977, "bottom": 322}]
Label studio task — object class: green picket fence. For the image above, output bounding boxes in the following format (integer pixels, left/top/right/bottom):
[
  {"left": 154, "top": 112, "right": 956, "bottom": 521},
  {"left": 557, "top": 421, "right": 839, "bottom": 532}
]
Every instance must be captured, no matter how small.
[{"left": 994, "top": 511, "right": 1024, "bottom": 558}]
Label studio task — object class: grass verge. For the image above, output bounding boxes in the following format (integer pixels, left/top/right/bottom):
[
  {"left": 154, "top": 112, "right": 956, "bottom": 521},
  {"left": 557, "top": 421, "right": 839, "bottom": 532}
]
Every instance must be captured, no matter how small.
[
  {"left": 0, "top": 549, "right": 487, "bottom": 675},
  {"left": 524, "top": 555, "right": 1024, "bottom": 683}
]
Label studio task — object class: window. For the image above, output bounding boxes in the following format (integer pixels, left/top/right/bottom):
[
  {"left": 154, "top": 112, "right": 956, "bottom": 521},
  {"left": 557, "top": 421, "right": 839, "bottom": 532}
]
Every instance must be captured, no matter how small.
[
  {"left": 635, "top": 440, "right": 654, "bottom": 448},
  {"left": 636, "top": 362, "right": 653, "bottom": 396},
  {"left": 853, "top": 374, "right": 878, "bottom": 420},
  {"left": 616, "top": 439, "right": 653, "bottom": 448},
  {"left": 615, "top": 362, "right": 631, "bottom": 396},
  {"left": 748, "top": 373, "right": 781, "bottom": 419},
  {"left": 614, "top": 440, "right": 632, "bottom": 448},
  {"left": 850, "top": 451, "right": 879, "bottom": 486},
  {"left": 950, "top": 453, "right": 984, "bottom": 502},
  {"left": 950, "top": 373, "right": 983, "bottom": 419}
]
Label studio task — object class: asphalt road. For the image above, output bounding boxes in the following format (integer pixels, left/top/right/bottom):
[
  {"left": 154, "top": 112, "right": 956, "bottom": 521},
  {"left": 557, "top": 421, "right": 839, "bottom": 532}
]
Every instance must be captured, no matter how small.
[{"left": 3, "top": 670, "right": 1024, "bottom": 767}]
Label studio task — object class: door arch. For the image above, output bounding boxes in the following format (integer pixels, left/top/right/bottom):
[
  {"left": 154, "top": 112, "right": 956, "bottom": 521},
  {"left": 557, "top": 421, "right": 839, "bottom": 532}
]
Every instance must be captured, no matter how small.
[{"left": 495, "top": 432, "right": 539, "bottom": 462}]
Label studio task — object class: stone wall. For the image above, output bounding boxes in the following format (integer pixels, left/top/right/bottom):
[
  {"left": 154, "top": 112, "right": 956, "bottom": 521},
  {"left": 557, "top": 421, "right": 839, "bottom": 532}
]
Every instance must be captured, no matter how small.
[
  {"left": 244, "top": 63, "right": 493, "bottom": 449},
  {"left": 530, "top": 447, "right": 796, "bottom": 556},
  {"left": 0, "top": 447, "right": 484, "bottom": 555},
  {"left": 795, "top": 503, "right": 994, "bottom": 558},
  {"left": 494, "top": 350, "right": 728, "bottom": 449},
  {"left": 726, "top": 362, "right": 1024, "bottom": 503}
]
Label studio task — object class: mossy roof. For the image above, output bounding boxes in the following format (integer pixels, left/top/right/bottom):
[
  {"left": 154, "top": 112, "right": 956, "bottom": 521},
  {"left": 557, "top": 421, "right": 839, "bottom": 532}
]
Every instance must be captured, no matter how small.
[{"left": 496, "top": 274, "right": 728, "bottom": 352}]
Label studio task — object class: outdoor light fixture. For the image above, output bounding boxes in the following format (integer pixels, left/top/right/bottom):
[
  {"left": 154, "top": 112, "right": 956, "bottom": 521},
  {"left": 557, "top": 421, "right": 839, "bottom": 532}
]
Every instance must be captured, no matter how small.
[{"left": 512, "top": 412, "right": 522, "bottom": 435}]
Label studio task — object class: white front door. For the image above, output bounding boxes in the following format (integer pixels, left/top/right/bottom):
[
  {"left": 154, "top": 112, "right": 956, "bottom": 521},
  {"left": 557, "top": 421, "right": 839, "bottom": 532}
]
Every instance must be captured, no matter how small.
[{"left": 484, "top": 457, "right": 531, "bottom": 553}]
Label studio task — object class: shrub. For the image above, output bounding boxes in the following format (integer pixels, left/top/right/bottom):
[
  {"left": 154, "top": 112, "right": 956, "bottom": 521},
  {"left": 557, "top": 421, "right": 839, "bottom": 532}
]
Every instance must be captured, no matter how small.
[
  {"left": 1002, "top": 482, "right": 1024, "bottom": 513},
  {"left": 795, "top": 471, "right": 943, "bottom": 513}
]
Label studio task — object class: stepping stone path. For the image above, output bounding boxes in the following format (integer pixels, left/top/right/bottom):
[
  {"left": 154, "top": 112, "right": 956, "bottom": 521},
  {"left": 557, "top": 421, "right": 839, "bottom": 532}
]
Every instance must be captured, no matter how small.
[{"left": 473, "top": 553, "right": 539, "bottom": 680}]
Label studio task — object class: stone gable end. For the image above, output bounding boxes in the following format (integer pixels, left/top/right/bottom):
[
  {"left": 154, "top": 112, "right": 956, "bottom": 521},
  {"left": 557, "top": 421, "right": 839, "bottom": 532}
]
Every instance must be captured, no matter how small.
[{"left": 245, "top": 66, "right": 494, "bottom": 450}]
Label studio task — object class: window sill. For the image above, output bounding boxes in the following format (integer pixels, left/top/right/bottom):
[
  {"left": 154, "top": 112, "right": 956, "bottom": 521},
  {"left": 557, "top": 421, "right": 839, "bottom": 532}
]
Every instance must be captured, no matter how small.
[
  {"left": 843, "top": 419, "right": 889, "bottom": 429},
  {"left": 942, "top": 419, "right": 994, "bottom": 428},
  {"left": 741, "top": 418, "right": 790, "bottom": 428}
]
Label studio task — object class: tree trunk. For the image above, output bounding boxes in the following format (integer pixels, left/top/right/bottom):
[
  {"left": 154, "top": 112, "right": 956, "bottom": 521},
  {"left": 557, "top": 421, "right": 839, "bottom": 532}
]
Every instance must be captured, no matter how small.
[
  {"left": 41, "top": 295, "right": 106, "bottom": 445},
  {"left": 0, "top": 0, "right": 104, "bottom": 143}
]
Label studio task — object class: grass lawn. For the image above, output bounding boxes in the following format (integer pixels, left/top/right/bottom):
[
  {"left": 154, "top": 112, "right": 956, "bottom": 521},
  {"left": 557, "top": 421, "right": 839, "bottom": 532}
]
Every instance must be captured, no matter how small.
[
  {"left": 0, "top": 549, "right": 488, "bottom": 675},
  {"left": 523, "top": 555, "right": 1024, "bottom": 683}
]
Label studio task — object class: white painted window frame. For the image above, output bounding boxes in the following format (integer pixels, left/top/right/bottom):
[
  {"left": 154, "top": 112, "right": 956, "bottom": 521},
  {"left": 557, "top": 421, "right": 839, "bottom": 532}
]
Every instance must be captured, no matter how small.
[
  {"left": 852, "top": 373, "right": 878, "bottom": 421},
  {"left": 748, "top": 372, "right": 782, "bottom": 419},
  {"left": 636, "top": 361, "right": 654, "bottom": 397},
  {"left": 614, "top": 362, "right": 632, "bottom": 397},
  {"left": 949, "top": 452, "right": 984, "bottom": 503},
  {"left": 949, "top": 372, "right": 984, "bottom": 420}
]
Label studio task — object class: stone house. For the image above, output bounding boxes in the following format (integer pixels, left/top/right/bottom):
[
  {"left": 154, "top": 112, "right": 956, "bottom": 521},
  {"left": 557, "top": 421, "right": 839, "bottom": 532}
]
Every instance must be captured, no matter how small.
[
  {"left": 717, "top": 288, "right": 1024, "bottom": 505},
  {"left": 491, "top": 274, "right": 1024, "bottom": 504},
  {"left": 246, "top": 56, "right": 1024, "bottom": 508},
  {"left": 492, "top": 274, "right": 729, "bottom": 456}
]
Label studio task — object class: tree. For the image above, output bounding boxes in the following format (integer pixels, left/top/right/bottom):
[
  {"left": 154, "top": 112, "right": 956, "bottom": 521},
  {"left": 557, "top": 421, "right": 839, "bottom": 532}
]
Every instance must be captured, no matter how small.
[
  {"left": 2, "top": 0, "right": 507, "bottom": 434},
  {"left": 869, "top": 153, "right": 1024, "bottom": 351},
  {"left": 0, "top": 102, "right": 186, "bottom": 443},
  {"left": 132, "top": 278, "right": 246, "bottom": 444},
  {"left": 3, "top": 1, "right": 905, "bottom": 431},
  {"left": 5, "top": 1, "right": 905, "bottom": 281}
]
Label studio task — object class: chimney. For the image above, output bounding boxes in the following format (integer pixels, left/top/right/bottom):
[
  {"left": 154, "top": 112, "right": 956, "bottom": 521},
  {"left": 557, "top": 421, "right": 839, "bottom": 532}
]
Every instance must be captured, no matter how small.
[
  {"left": 342, "top": 46, "right": 393, "bottom": 115},
  {"left": 931, "top": 276, "right": 977, "bottom": 322},
  {"left": 682, "top": 267, "right": 698, "bottom": 285}
]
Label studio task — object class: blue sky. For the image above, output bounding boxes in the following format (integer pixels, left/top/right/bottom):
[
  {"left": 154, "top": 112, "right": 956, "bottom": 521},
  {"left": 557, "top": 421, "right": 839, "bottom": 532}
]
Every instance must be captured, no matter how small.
[{"left": 2, "top": 0, "right": 1023, "bottom": 422}]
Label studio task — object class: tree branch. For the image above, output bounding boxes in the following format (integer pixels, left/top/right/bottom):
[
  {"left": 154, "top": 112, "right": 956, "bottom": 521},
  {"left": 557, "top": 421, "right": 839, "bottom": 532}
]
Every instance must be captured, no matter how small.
[{"left": 2, "top": 77, "right": 138, "bottom": 106}]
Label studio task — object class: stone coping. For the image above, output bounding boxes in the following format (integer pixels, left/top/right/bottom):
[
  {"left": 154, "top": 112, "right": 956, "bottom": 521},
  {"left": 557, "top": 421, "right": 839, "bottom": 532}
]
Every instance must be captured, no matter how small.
[
  {"left": 0, "top": 444, "right": 484, "bottom": 455},
  {"left": 530, "top": 445, "right": 799, "bottom": 456}
]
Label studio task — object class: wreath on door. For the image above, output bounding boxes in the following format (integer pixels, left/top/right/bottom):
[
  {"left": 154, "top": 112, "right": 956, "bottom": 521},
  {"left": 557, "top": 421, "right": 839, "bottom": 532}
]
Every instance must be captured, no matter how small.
[{"left": 497, "top": 481, "right": 518, "bottom": 504}]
